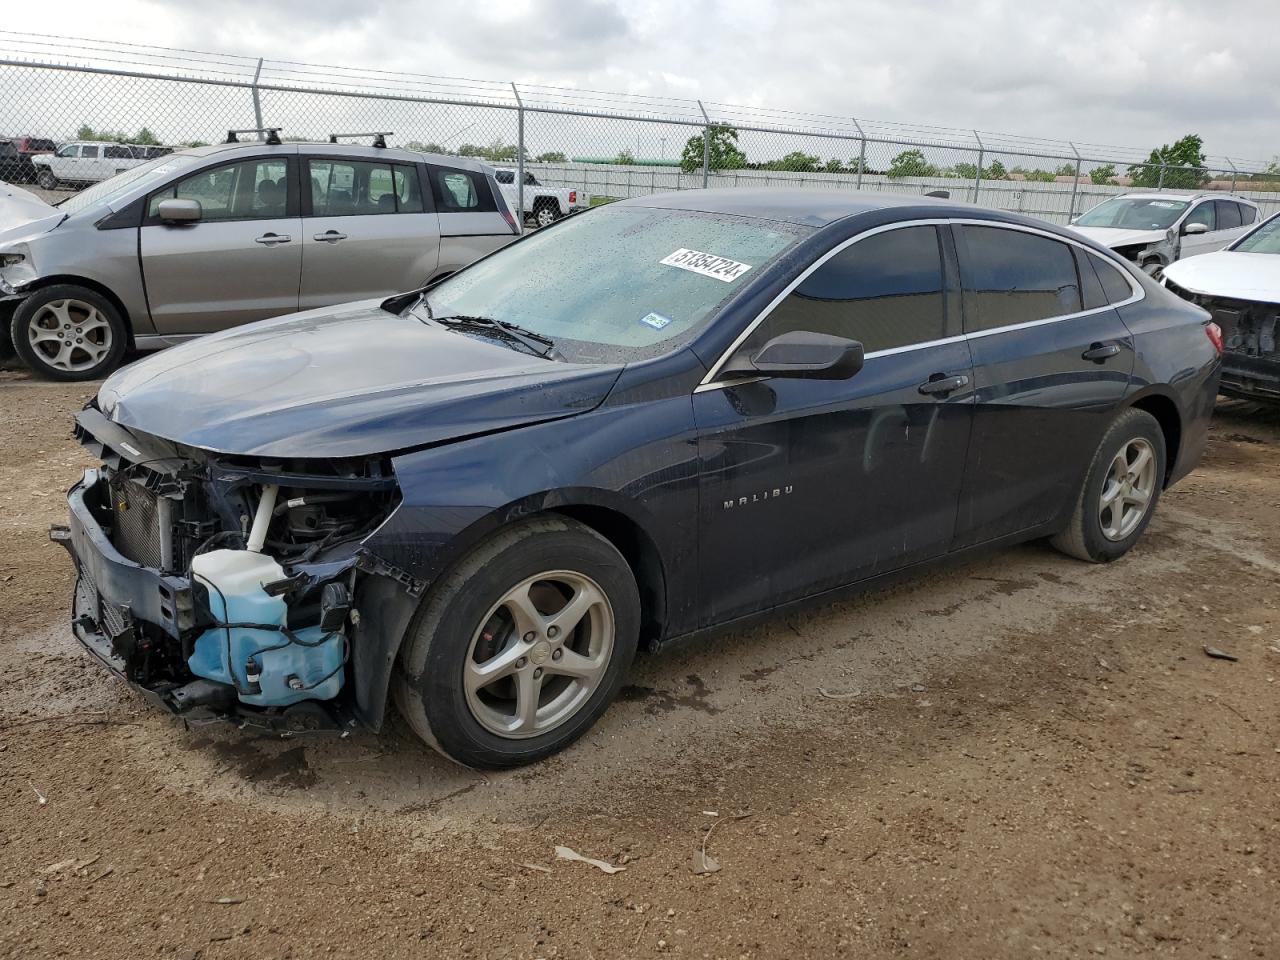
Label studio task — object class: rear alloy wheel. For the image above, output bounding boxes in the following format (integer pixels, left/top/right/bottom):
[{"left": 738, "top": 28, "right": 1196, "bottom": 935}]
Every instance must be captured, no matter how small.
[
  {"left": 533, "top": 203, "right": 560, "bottom": 228},
  {"left": 1050, "top": 408, "right": 1166, "bottom": 563},
  {"left": 12, "top": 285, "right": 128, "bottom": 381},
  {"left": 35, "top": 168, "right": 58, "bottom": 190},
  {"left": 394, "top": 516, "right": 640, "bottom": 768}
]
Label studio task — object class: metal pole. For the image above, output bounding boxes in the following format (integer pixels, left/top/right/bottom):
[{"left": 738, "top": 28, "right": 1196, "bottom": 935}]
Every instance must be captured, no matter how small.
[
  {"left": 1068, "top": 141, "right": 1082, "bottom": 221},
  {"left": 1157, "top": 163, "right": 1166, "bottom": 189},
  {"left": 972, "top": 130, "right": 984, "bottom": 204},
  {"left": 852, "top": 117, "right": 866, "bottom": 191},
  {"left": 1227, "top": 157, "right": 1238, "bottom": 194},
  {"left": 511, "top": 83, "right": 525, "bottom": 229},
  {"left": 251, "top": 58, "right": 264, "bottom": 140},
  {"left": 697, "top": 100, "right": 711, "bottom": 189}
]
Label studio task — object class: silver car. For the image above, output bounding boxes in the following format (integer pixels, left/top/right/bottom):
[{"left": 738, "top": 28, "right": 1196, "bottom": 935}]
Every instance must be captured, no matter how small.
[{"left": 0, "top": 139, "right": 518, "bottom": 380}]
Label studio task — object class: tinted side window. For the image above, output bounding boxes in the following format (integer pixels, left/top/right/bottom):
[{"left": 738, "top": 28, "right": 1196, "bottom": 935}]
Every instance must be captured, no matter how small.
[
  {"left": 81, "top": 145, "right": 100, "bottom": 159},
  {"left": 393, "top": 165, "right": 424, "bottom": 213},
  {"left": 1089, "top": 254, "right": 1134, "bottom": 305},
  {"left": 1239, "top": 204, "right": 1257, "bottom": 226},
  {"left": 958, "top": 226, "right": 1081, "bottom": 331},
  {"left": 1184, "top": 202, "right": 1215, "bottom": 231},
  {"left": 429, "top": 166, "right": 497, "bottom": 213},
  {"left": 148, "top": 158, "right": 289, "bottom": 220},
  {"left": 739, "top": 226, "right": 946, "bottom": 356},
  {"left": 104, "top": 145, "right": 133, "bottom": 160},
  {"left": 494, "top": 170, "right": 514, "bottom": 184},
  {"left": 1075, "top": 247, "right": 1107, "bottom": 311},
  {"left": 309, "top": 160, "right": 403, "bottom": 216},
  {"left": 1215, "top": 200, "right": 1242, "bottom": 230}
]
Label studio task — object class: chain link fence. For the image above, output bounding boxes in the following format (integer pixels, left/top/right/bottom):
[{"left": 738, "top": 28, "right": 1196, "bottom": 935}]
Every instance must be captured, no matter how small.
[{"left": 3, "top": 31, "right": 1279, "bottom": 225}]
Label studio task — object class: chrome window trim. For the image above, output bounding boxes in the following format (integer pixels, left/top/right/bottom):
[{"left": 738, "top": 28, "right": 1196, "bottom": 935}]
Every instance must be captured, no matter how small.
[{"left": 695, "top": 216, "right": 1145, "bottom": 394}]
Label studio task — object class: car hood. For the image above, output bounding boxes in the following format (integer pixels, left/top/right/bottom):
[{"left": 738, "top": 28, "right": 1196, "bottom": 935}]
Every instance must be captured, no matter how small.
[
  {"left": 0, "top": 182, "right": 63, "bottom": 246},
  {"left": 1163, "top": 251, "right": 1280, "bottom": 305},
  {"left": 99, "top": 300, "right": 625, "bottom": 459},
  {"left": 1069, "top": 226, "right": 1165, "bottom": 249}
]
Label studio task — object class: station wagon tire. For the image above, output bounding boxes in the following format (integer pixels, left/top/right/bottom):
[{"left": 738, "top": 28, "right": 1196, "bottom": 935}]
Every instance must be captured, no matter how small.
[
  {"left": 35, "top": 169, "right": 58, "bottom": 190},
  {"left": 533, "top": 201, "right": 561, "bottom": 228},
  {"left": 394, "top": 516, "right": 641, "bottom": 769},
  {"left": 1050, "top": 408, "right": 1166, "bottom": 563},
  {"left": 11, "top": 285, "right": 128, "bottom": 382}
]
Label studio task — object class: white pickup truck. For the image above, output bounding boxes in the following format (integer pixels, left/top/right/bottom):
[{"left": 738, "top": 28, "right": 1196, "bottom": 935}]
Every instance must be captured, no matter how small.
[
  {"left": 493, "top": 167, "right": 590, "bottom": 228},
  {"left": 32, "top": 142, "right": 166, "bottom": 189}
]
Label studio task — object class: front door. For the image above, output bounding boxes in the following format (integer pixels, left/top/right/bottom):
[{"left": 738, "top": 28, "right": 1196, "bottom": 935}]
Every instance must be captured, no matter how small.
[
  {"left": 951, "top": 223, "right": 1134, "bottom": 548},
  {"left": 140, "top": 155, "right": 302, "bottom": 335},
  {"left": 694, "top": 224, "right": 974, "bottom": 626},
  {"left": 299, "top": 157, "right": 440, "bottom": 309}
]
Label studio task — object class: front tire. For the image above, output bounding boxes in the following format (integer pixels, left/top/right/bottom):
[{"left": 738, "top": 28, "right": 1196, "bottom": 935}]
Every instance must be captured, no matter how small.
[
  {"left": 35, "top": 169, "right": 58, "bottom": 190},
  {"left": 11, "top": 285, "right": 128, "bottom": 381},
  {"left": 1051, "top": 408, "right": 1166, "bottom": 563},
  {"left": 394, "top": 516, "right": 640, "bottom": 768}
]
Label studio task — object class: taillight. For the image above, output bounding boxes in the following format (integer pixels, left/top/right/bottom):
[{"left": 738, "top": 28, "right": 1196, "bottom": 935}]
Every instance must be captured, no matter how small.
[
  {"left": 569, "top": 191, "right": 577, "bottom": 204},
  {"left": 499, "top": 204, "right": 519, "bottom": 235},
  {"left": 1205, "top": 321, "right": 1224, "bottom": 356}
]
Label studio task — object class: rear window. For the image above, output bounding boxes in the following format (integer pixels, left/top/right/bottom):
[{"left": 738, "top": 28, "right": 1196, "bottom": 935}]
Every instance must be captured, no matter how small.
[
  {"left": 428, "top": 166, "right": 497, "bottom": 213},
  {"left": 1089, "top": 254, "right": 1134, "bottom": 304},
  {"left": 1215, "top": 200, "right": 1242, "bottom": 230},
  {"left": 958, "top": 226, "right": 1082, "bottom": 332}
]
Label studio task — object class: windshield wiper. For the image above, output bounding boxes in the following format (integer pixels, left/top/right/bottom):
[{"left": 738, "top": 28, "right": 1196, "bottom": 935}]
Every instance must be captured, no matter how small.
[{"left": 431, "top": 314, "right": 560, "bottom": 360}]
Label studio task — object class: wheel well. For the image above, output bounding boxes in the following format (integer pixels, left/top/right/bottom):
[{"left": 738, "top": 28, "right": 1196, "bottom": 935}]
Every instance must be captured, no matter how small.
[
  {"left": 551, "top": 505, "right": 666, "bottom": 647},
  {"left": 1129, "top": 393, "right": 1181, "bottom": 485},
  {"left": 532, "top": 197, "right": 560, "bottom": 211},
  {"left": 21, "top": 276, "right": 134, "bottom": 343}
]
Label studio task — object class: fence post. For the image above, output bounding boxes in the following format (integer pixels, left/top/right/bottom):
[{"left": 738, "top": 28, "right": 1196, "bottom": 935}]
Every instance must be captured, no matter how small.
[
  {"left": 251, "top": 57, "right": 264, "bottom": 139},
  {"left": 511, "top": 83, "right": 525, "bottom": 228},
  {"left": 1227, "top": 157, "right": 1238, "bottom": 193},
  {"left": 972, "top": 130, "right": 984, "bottom": 204},
  {"left": 851, "top": 118, "right": 866, "bottom": 190},
  {"left": 1068, "top": 141, "right": 1082, "bottom": 221},
  {"left": 697, "top": 100, "right": 711, "bottom": 188},
  {"left": 1157, "top": 163, "right": 1166, "bottom": 189}
]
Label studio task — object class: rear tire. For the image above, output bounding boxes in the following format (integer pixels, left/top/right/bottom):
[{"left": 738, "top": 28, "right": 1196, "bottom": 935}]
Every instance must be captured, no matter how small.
[
  {"left": 533, "top": 202, "right": 561, "bottom": 228},
  {"left": 11, "top": 284, "right": 128, "bottom": 381},
  {"left": 394, "top": 516, "right": 640, "bottom": 768},
  {"left": 1050, "top": 408, "right": 1166, "bottom": 563}
]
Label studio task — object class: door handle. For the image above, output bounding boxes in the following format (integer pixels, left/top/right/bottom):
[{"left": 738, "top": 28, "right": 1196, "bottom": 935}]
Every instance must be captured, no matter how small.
[
  {"left": 1082, "top": 342, "right": 1121, "bottom": 362},
  {"left": 255, "top": 233, "right": 292, "bottom": 245},
  {"left": 313, "top": 231, "right": 348, "bottom": 243},
  {"left": 918, "top": 373, "right": 970, "bottom": 396}
]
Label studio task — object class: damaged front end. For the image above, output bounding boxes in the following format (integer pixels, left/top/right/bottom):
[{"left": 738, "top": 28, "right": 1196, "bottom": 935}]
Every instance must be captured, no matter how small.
[
  {"left": 1166, "top": 280, "right": 1280, "bottom": 402},
  {"left": 51, "top": 403, "right": 414, "bottom": 733}
]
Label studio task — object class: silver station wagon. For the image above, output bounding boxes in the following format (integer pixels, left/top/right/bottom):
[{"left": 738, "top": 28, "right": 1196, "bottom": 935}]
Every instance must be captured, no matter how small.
[{"left": 0, "top": 135, "right": 518, "bottom": 379}]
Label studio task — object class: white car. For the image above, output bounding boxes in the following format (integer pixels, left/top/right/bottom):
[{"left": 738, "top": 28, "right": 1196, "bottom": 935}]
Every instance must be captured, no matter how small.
[
  {"left": 1162, "top": 212, "right": 1280, "bottom": 403},
  {"left": 492, "top": 167, "right": 590, "bottom": 228},
  {"left": 32, "top": 142, "right": 157, "bottom": 190},
  {"left": 1071, "top": 192, "right": 1259, "bottom": 274}
]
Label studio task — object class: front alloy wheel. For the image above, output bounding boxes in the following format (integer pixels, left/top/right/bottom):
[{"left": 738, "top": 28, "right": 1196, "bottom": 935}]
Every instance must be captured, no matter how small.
[{"left": 12, "top": 284, "right": 128, "bottom": 381}]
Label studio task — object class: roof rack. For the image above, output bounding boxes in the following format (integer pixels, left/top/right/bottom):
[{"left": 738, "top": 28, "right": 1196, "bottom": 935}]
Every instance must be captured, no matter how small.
[
  {"left": 225, "top": 128, "right": 282, "bottom": 145},
  {"left": 328, "top": 131, "right": 393, "bottom": 149}
]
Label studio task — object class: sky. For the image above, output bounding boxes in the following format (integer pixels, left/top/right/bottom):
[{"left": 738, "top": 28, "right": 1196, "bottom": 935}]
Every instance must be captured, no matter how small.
[{"left": 2, "top": 0, "right": 1277, "bottom": 165}]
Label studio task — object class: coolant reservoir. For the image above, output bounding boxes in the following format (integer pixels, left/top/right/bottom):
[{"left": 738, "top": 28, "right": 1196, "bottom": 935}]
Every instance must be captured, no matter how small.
[{"left": 188, "top": 549, "right": 345, "bottom": 707}]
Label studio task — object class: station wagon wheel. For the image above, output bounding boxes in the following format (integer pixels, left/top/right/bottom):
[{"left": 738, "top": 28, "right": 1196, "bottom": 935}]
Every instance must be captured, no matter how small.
[
  {"left": 394, "top": 516, "right": 640, "bottom": 768},
  {"left": 1098, "top": 438, "right": 1157, "bottom": 542},
  {"left": 11, "top": 284, "right": 128, "bottom": 382},
  {"left": 464, "top": 570, "right": 615, "bottom": 738},
  {"left": 1050, "top": 408, "right": 1166, "bottom": 563}
]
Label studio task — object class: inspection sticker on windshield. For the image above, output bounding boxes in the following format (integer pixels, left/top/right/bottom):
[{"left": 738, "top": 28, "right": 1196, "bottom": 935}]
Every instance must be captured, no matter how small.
[
  {"left": 638, "top": 311, "right": 673, "bottom": 330},
  {"left": 660, "top": 248, "right": 753, "bottom": 282}
]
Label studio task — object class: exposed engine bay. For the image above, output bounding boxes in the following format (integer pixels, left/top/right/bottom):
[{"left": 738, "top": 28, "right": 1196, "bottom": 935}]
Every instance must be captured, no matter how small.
[{"left": 51, "top": 403, "right": 403, "bottom": 730}]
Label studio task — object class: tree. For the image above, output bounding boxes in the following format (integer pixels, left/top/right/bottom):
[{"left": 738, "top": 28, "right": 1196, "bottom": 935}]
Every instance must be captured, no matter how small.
[
  {"left": 535, "top": 151, "right": 567, "bottom": 162},
  {"left": 1055, "top": 163, "right": 1077, "bottom": 178},
  {"left": 134, "top": 127, "right": 160, "bottom": 146},
  {"left": 824, "top": 158, "right": 846, "bottom": 173},
  {"left": 1090, "top": 163, "right": 1117, "bottom": 185},
  {"left": 614, "top": 148, "right": 636, "bottom": 165},
  {"left": 76, "top": 124, "right": 96, "bottom": 140},
  {"left": 1128, "top": 133, "right": 1208, "bottom": 189},
  {"left": 680, "top": 125, "right": 746, "bottom": 174},
  {"left": 887, "top": 149, "right": 939, "bottom": 179},
  {"left": 405, "top": 140, "right": 451, "bottom": 154},
  {"left": 763, "top": 151, "right": 819, "bottom": 172},
  {"left": 985, "top": 159, "right": 1008, "bottom": 180}
]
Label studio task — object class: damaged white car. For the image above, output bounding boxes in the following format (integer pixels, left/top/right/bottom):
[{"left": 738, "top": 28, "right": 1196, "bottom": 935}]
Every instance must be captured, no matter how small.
[
  {"left": 1163, "top": 211, "right": 1280, "bottom": 403},
  {"left": 1071, "top": 193, "right": 1259, "bottom": 275}
]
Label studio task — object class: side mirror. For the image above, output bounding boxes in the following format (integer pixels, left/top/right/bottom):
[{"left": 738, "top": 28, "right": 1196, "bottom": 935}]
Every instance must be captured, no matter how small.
[
  {"left": 1182, "top": 221, "right": 1209, "bottom": 236},
  {"left": 157, "top": 198, "right": 201, "bottom": 223},
  {"left": 725, "top": 331, "right": 864, "bottom": 381}
]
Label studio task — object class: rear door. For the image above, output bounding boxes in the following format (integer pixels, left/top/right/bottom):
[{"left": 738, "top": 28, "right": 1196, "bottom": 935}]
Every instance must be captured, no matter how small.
[
  {"left": 951, "top": 223, "right": 1134, "bottom": 548},
  {"left": 694, "top": 223, "right": 974, "bottom": 624},
  {"left": 426, "top": 163, "right": 517, "bottom": 274},
  {"left": 140, "top": 154, "right": 302, "bottom": 335},
  {"left": 299, "top": 156, "right": 441, "bottom": 309}
]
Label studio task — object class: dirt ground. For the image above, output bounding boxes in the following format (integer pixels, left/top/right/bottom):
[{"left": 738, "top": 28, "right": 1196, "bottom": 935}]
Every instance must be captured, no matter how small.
[{"left": 0, "top": 368, "right": 1276, "bottom": 960}]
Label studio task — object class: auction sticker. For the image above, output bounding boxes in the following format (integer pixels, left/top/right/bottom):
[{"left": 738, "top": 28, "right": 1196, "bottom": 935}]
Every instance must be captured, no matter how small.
[
  {"left": 660, "top": 248, "right": 753, "bottom": 282},
  {"left": 638, "top": 311, "right": 673, "bottom": 330}
]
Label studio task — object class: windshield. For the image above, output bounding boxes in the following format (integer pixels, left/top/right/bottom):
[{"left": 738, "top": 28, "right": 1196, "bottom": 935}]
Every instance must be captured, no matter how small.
[
  {"left": 1076, "top": 197, "right": 1188, "bottom": 231},
  {"left": 419, "top": 204, "right": 809, "bottom": 362},
  {"left": 1231, "top": 214, "right": 1280, "bottom": 255},
  {"left": 55, "top": 153, "right": 205, "bottom": 216}
]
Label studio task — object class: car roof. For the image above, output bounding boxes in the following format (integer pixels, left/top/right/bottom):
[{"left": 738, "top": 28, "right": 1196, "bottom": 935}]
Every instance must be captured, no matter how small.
[
  {"left": 617, "top": 188, "right": 977, "bottom": 227},
  {"left": 1113, "top": 191, "right": 1258, "bottom": 206},
  {"left": 170, "top": 140, "right": 493, "bottom": 173}
]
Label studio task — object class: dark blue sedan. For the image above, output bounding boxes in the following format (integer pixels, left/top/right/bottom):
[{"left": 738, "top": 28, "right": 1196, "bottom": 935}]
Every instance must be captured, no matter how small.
[{"left": 56, "top": 189, "right": 1221, "bottom": 767}]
